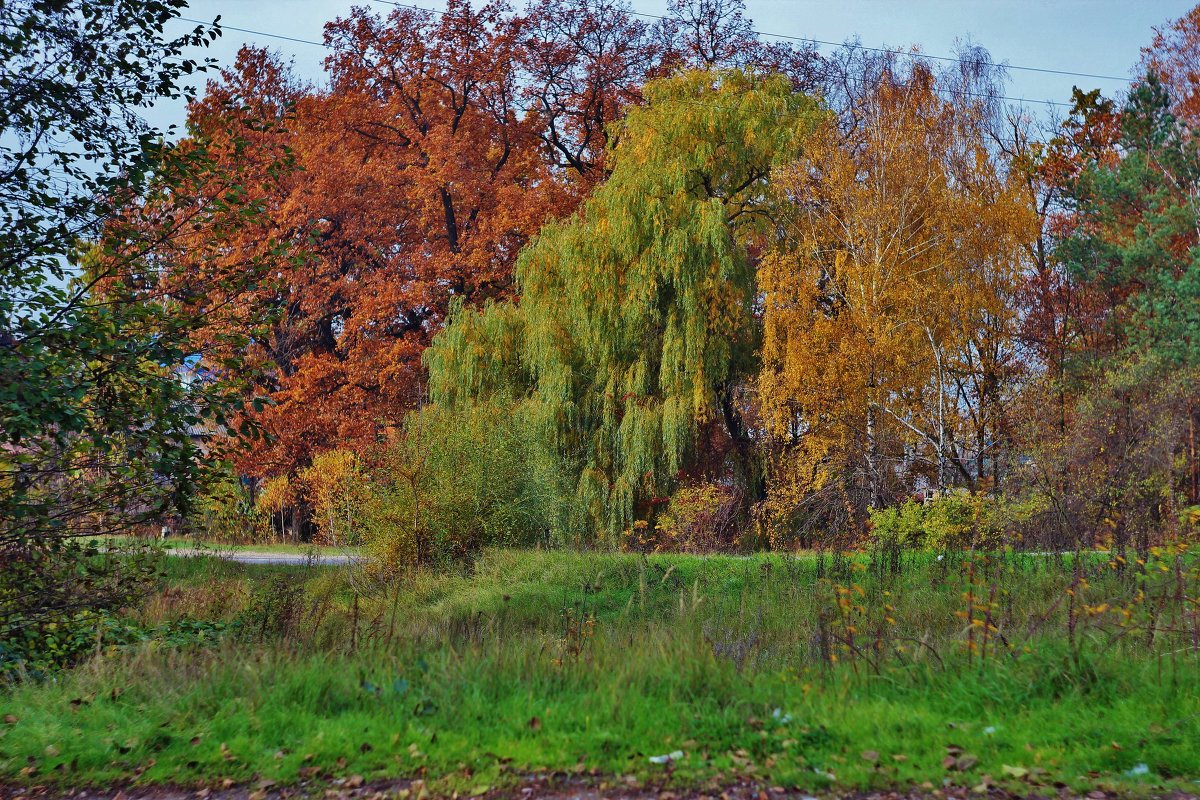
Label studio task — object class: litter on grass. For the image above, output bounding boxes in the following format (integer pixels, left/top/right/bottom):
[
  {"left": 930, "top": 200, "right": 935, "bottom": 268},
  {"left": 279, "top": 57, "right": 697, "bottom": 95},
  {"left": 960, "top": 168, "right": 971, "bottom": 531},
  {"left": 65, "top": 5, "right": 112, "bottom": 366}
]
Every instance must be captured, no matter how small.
[{"left": 649, "top": 750, "right": 684, "bottom": 765}]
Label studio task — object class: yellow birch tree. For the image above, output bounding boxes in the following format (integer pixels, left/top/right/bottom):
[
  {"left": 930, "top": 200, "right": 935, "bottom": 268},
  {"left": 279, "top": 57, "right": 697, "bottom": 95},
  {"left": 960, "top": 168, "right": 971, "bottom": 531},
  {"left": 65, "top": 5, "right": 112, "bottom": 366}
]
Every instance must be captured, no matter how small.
[{"left": 758, "top": 64, "right": 1035, "bottom": 543}]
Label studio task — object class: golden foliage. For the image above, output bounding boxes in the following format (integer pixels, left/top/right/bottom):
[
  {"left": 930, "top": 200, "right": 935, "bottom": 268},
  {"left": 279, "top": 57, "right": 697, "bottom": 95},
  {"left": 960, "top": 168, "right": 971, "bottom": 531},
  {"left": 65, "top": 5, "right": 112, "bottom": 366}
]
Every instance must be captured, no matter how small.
[{"left": 759, "top": 65, "right": 1037, "bottom": 542}]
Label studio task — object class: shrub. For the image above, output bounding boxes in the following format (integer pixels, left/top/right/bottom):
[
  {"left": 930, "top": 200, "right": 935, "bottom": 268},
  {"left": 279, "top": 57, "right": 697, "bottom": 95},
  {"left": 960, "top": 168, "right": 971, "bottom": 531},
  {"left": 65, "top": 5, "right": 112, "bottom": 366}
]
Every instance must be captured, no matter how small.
[
  {"left": 299, "top": 450, "right": 369, "bottom": 546},
  {"left": 184, "top": 470, "right": 270, "bottom": 543},
  {"left": 362, "top": 403, "right": 581, "bottom": 573},
  {"left": 1, "top": 607, "right": 234, "bottom": 682},
  {"left": 868, "top": 492, "right": 1036, "bottom": 550},
  {"left": 0, "top": 538, "right": 161, "bottom": 680},
  {"left": 238, "top": 574, "right": 307, "bottom": 641},
  {"left": 255, "top": 475, "right": 301, "bottom": 539},
  {"left": 626, "top": 481, "right": 741, "bottom": 552}
]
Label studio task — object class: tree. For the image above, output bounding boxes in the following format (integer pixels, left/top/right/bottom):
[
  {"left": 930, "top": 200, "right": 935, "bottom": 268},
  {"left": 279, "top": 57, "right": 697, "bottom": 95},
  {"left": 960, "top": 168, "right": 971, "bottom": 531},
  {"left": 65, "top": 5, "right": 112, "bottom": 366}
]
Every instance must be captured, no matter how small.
[
  {"left": 518, "top": 0, "right": 663, "bottom": 184},
  {"left": 1142, "top": 4, "right": 1200, "bottom": 125},
  {"left": 173, "top": 1, "right": 571, "bottom": 480},
  {"left": 167, "top": 0, "right": 825, "bottom": 494},
  {"left": 426, "top": 70, "right": 823, "bottom": 540},
  {"left": 0, "top": 1, "right": 279, "bottom": 662},
  {"left": 1027, "top": 71, "right": 1200, "bottom": 551},
  {"left": 757, "top": 62, "right": 1034, "bottom": 542},
  {"left": 1058, "top": 75, "right": 1200, "bottom": 366}
]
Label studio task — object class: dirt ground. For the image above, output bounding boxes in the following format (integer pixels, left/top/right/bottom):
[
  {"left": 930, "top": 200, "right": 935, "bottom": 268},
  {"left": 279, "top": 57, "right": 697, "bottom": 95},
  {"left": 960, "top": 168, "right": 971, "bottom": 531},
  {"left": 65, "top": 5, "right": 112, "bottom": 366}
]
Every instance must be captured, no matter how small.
[{"left": 2, "top": 776, "right": 1197, "bottom": 800}]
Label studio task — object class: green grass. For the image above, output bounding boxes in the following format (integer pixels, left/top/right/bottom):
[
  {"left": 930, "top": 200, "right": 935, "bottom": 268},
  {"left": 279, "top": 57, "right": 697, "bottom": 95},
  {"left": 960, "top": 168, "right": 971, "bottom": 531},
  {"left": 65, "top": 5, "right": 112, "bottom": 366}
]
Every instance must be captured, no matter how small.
[{"left": 2, "top": 548, "right": 1198, "bottom": 794}]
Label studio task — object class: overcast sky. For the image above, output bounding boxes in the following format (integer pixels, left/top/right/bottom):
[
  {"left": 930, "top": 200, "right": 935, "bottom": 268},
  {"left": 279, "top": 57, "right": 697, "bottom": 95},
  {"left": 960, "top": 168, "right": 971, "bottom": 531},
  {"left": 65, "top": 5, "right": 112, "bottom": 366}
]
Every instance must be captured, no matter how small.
[{"left": 150, "top": 0, "right": 1194, "bottom": 133}]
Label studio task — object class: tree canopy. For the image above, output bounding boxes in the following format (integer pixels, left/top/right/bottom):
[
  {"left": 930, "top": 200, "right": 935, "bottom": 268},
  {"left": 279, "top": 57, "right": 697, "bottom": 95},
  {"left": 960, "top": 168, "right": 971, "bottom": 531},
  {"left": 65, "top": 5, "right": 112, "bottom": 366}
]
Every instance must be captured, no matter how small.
[{"left": 427, "top": 70, "right": 824, "bottom": 538}]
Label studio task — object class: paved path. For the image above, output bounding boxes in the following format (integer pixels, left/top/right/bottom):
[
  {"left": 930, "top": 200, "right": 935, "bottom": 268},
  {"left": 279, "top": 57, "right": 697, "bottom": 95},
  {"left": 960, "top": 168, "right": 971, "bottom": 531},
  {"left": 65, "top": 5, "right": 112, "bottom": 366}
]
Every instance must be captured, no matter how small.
[
  {"left": 167, "top": 547, "right": 362, "bottom": 566},
  {"left": 166, "top": 547, "right": 1074, "bottom": 567}
]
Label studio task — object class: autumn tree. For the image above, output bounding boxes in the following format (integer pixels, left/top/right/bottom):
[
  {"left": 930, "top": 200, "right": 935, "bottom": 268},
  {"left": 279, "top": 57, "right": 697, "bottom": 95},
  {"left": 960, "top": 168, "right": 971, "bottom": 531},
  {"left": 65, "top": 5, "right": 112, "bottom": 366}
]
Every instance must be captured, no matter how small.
[
  {"left": 163, "top": 0, "right": 824, "bottom": 500},
  {"left": 1060, "top": 75, "right": 1200, "bottom": 366},
  {"left": 518, "top": 0, "right": 663, "bottom": 184},
  {"left": 516, "top": 0, "right": 823, "bottom": 183},
  {"left": 171, "top": 1, "right": 569, "bottom": 482},
  {"left": 757, "top": 62, "right": 1034, "bottom": 543},
  {"left": 1023, "top": 71, "right": 1200, "bottom": 551},
  {"left": 426, "top": 70, "right": 823, "bottom": 541},
  {"left": 1142, "top": 4, "right": 1200, "bottom": 125}
]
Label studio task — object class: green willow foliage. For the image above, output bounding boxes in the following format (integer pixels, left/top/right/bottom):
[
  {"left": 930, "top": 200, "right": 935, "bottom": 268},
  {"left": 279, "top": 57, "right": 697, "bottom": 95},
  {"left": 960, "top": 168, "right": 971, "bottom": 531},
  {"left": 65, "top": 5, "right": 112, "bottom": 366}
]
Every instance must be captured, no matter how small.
[{"left": 425, "top": 71, "right": 824, "bottom": 540}]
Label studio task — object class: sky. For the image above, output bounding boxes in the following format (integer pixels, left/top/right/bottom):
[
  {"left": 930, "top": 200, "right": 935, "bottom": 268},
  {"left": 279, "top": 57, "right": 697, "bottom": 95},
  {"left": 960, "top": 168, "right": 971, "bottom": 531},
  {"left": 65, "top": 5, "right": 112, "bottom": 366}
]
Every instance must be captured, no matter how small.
[{"left": 150, "top": 0, "right": 1195, "bottom": 133}]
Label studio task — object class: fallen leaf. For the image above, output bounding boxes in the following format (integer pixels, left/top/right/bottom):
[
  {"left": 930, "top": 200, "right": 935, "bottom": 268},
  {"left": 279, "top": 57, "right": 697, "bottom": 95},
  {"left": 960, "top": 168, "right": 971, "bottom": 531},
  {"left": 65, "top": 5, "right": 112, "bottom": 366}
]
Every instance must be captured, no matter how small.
[
  {"left": 1001, "top": 765, "right": 1028, "bottom": 779},
  {"left": 528, "top": 717, "right": 542, "bottom": 731},
  {"left": 861, "top": 750, "right": 879, "bottom": 764}
]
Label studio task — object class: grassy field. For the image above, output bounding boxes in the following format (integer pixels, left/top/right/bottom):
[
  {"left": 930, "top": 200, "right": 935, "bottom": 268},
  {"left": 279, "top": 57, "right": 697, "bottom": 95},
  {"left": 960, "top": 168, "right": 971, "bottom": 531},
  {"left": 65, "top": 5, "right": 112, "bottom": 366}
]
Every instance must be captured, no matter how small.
[{"left": 2, "top": 548, "right": 1198, "bottom": 795}]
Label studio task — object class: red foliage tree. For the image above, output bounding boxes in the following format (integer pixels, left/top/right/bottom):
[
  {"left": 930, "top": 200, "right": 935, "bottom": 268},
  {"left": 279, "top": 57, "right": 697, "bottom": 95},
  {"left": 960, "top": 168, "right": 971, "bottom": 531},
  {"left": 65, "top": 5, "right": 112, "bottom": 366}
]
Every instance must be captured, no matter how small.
[
  {"left": 165, "top": 0, "right": 822, "bottom": 481},
  {"left": 1142, "top": 4, "right": 1200, "bottom": 124}
]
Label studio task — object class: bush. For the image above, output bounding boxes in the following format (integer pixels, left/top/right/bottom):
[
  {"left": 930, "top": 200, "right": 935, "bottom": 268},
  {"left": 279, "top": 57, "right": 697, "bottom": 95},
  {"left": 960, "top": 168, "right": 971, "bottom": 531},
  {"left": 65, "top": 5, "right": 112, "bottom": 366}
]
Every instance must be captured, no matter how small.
[
  {"left": 255, "top": 475, "right": 301, "bottom": 540},
  {"left": 299, "top": 450, "right": 369, "bottom": 546},
  {"left": 0, "top": 538, "right": 229, "bottom": 681},
  {"left": 625, "top": 481, "right": 741, "bottom": 552},
  {"left": 868, "top": 492, "right": 1040, "bottom": 550},
  {"left": 0, "top": 537, "right": 163, "bottom": 681},
  {"left": 361, "top": 402, "right": 581, "bottom": 573},
  {"left": 1, "top": 608, "right": 234, "bottom": 682},
  {"left": 184, "top": 470, "right": 270, "bottom": 543}
]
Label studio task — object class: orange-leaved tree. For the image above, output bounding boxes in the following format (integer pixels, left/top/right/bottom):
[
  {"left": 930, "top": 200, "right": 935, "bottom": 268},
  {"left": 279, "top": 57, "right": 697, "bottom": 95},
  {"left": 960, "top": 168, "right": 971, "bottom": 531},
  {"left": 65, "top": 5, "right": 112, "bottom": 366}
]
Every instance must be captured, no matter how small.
[
  {"left": 758, "top": 61, "right": 1035, "bottom": 543},
  {"left": 164, "top": 0, "right": 822, "bottom": 493},
  {"left": 175, "top": 2, "right": 569, "bottom": 480}
]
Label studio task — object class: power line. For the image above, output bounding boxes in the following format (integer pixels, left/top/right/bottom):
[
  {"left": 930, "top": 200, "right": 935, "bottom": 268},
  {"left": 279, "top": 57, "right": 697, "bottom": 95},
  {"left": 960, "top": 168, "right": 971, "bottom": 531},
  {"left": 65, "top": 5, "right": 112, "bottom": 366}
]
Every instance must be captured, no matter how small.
[
  {"left": 180, "top": 3, "right": 1133, "bottom": 110},
  {"left": 365, "top": 0, "right": 1094, "bottom": 108},
  {"left": 172, "top": 11, "right": 1060, "bottom": 153},
  {"left": 372, "top": 0, "right": 1132, "bottom": 85},
  {"left": 177, "top": 17, "right": 329, "bottom": 49},
  {"left": 620, "top": 9, "right": 1132, "bottom": 84}
]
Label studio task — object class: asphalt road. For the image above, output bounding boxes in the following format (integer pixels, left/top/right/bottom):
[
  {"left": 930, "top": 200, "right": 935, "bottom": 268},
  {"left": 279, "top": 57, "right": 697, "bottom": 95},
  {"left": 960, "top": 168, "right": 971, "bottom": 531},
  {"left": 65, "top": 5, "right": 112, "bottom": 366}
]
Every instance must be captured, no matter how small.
[
  {"left": 167, "top": 547, "right": 362, "bottom": 566},
  {"left": 166, "top": 547, "right": 1073, "bottom": 567}
]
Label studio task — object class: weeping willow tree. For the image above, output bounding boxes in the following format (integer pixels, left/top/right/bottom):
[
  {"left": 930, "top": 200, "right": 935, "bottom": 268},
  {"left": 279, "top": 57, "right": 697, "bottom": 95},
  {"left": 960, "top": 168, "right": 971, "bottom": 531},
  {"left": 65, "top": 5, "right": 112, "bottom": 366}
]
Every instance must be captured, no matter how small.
[{"left": 425, "top": 70, "right": 823, "bottom": 541}]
